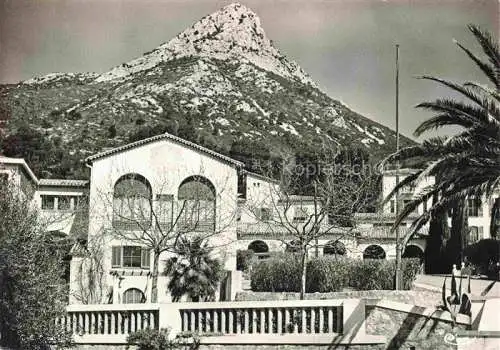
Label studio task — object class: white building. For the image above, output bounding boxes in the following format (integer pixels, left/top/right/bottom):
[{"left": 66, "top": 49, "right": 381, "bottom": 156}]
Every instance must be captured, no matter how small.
[{"left": 2, "top": 133, "right": 498, "bottom": 305}]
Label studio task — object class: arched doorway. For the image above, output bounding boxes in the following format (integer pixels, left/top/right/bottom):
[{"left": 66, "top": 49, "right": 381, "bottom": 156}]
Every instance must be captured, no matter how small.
[
  {"left": 403, "top": 245, "right": 424, "bottom": 264},
  {"left": 363, "top": 245, "right": 386, "bottom": 259},
  {"left": 248, "top": 240, "right": 270, "bottom": 260},
  {"left": 123, "top": 288, "right": 146, "bottom": 304}
]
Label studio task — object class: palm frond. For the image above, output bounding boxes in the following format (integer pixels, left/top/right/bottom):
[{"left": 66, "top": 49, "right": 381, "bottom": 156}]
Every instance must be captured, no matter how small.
[
  {"left": 467, "top": 24, "right": 500, "bottom": 75},
  {"left": 417, "top": 76, "right": 485, "bottom": 106},
  {"left": 454, "top": 38, "right": 499, "bottom": 88}
]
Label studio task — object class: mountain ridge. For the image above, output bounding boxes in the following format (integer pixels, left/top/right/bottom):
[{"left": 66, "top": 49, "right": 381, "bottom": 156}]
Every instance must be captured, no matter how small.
[{"left": 0, "top": 2, "right": 415, "bottom": 179}]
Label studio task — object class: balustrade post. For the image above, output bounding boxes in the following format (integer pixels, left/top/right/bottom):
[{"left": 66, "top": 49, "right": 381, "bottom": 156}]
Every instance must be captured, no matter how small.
[
  {"left": 228, "top": 310, "right": 234, "bottom": 334},
  {"left": 277, "top": 309, "right": 282, "bottom": 334},
  {"left": 301, "top": 308, "right": 307, "bottom": 333},
  {"left": 213, "top": 310, "right": 219, "bottom": 333},
  {"left": 221, "top": 310, "right": 226, "bottom": 334},
  {"left": 252, "top": 309, "right": 258, "bottom": 333},
  {"left": 319, "top": 307, "right": 324, "bottom": 333},
  {"left": 310, "top": 308, "right": 315, "bottom": 333},
  {"left": 103, "top": 312, "right": 109, "bottom": 334},
  {"left": 327, "top": 307, "right": 335, "bottom": 333},
  {"left": 190, "top": 310, "right": 196, "bottom": 332},
  {"left": 243, "top": 310, "right": 249, "bottom": 333},
  {"left": 197, "top": 310, "right": 203, "bottom": 333},
  {"left": 284, "top": 308, "right": 290, "bottom": 333},
  {"left": 260, "top": 309, "right": 265, "bottom": 334},
  {"left": 267, "top": 309, "right": 273, "bottom": 333}
]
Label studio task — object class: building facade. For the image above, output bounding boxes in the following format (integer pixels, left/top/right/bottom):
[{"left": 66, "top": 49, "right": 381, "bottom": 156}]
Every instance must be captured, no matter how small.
[{"left": 1, "top": 133, "right": 498, "bottom": 304}]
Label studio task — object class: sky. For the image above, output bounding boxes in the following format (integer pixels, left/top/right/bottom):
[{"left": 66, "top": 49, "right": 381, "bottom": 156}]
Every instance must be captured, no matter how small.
[{"left": 0, "top": 0, "right": 498, "bottom": 140}]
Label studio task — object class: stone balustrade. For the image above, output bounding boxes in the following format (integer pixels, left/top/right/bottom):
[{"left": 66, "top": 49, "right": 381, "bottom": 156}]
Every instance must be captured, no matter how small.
[
  {"left": 58, "top": 299, "right": 383, "bottom": 345},
  {"left": 178, "top": 299, "right": 343, "bottom": 335}
]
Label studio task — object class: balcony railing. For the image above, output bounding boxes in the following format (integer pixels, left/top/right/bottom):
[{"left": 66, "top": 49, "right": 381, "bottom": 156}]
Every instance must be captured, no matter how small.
[
  {"left": 57, "top": 304, "right": 159, "bottom": 341},
  {"left": 179, "top": 300, "right": 342, "bottom": 335},
  {"left": 58, "top": 299, "right": 354, "bottom": 344},
  {"left": 236, "top": 222, "right": 347, "bottom": 239}
]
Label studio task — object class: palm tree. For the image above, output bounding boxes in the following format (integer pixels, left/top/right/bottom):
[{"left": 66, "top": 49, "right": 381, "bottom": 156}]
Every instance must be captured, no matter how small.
[
  {"left": 164, "top": 236, "right": 223, "bottom": 302},
  {"left": 382, "top": 25, "right": 500, "bottom": 268}
]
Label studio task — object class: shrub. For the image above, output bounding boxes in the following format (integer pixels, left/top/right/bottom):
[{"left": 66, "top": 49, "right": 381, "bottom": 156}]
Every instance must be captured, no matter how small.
[
  {"left": 251, "top": 253, "right": 301, "bottom": 292},
  {"left": 306, "top": 256, "right": 350, "bottom": 292},
  {"left": 251, "top": 255, "right": 421, "bottom": 292},
  {"left": 127, "top": 328, "right": 199, "bottom": 350},
  {"left": 349, "top": 259, "right": 393, "bottom": 290},
  {"left": 465, "top": 239, "right": 500, "bottom": 279},
  {"left": 236, "top": 249, "right": 255, "bottom": 272}
]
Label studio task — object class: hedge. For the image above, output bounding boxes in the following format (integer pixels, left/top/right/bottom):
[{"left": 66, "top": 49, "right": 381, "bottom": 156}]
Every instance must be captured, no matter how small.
[
  {"left": 250, "top": 254, "right": 421, "bottom": 292},
  {"left": 236, "top": 250, "right": 255, "bottom": 272},
  {"left": 464, "top": 239, "right": 500, "bottom": 279}
]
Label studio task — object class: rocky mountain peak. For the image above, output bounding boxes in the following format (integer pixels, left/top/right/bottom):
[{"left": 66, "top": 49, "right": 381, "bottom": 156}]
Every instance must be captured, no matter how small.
[{"left": 95, "top": 3, "right": 315, "bottom": 86}]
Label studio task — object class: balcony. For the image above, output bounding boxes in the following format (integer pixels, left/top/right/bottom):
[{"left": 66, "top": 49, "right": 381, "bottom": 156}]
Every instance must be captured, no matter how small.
[
  {"left": 236, "top": 222, "right": 348, "bottom": 239},
  {"left": 354, "top": 212, "right": 420, "bottom": 223}
]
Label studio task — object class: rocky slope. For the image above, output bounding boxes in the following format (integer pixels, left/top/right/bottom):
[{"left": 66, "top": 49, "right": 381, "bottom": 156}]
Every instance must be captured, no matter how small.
[{"left": 0, "top": 3, "right": 414, "bottom": 179}]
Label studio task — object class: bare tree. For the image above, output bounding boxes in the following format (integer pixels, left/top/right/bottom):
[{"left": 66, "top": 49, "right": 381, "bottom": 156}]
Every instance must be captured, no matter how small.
[
  {"left": 96, "top": 166, "right": 238, "bottom": 302},
  {"left": 244, "top": 145, "right": 378, "bottom": 299},
  {"left": 71, "top": 235, "right": 107, "bottom": 304}
]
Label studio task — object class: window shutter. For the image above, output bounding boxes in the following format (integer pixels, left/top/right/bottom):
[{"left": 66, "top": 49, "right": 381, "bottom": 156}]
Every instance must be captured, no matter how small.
[
  {"left": 141, "top": 248, "right": 151, "bottom": 269},
  {"left": 111, "top": 246, "right": 121, "bottom": 267}
]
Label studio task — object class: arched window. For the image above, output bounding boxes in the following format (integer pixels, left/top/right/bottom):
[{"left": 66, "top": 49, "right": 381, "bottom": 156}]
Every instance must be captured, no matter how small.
[
  {"left": 285, "top": 240, "right": 301, "bottom": 253},
  {"left": 323, "top": 240, "right": 346, "bottom": 256},
  {"left": 178, "top": 176, "right": 216, "bottom": 232},
  {"left": 248, "top": 240, "right": 269, "bottom": 253},
  {"left": 123, "top": 288, "right": 146, "bottom": 304},
  {"left": 402, "top": 245, "right": 424, "bottom": 264},
  {"left": 113, "top": 174, "right": 152, "bottom": 230},
  {"left": 363, "top": 245, "right": 386, "bottom": 259}
]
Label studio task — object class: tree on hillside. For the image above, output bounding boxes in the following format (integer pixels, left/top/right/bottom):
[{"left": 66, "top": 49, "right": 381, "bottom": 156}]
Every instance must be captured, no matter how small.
[
  {"left": 382, "top": 24, "right": 500, "bottom": 269},
  {"left": 94, "top": 168, "right": 238, "bottom": 303},
  {"left": 0, "top": 182, "right": 71, "bottom": 349},
  {"left": 245, "top": 144, "right": 378, "bottom": 299}
]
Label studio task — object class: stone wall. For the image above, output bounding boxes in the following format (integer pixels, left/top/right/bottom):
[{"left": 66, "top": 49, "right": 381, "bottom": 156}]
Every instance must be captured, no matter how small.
[
  {"left": 236, "top": 290, "right": 442, "bottom": 308},
  {"left": 365, "top": 305, "right": 467, "bottom": 350},
  {"left": 197, "top": 345, "right": 382, "bottom": 350}
]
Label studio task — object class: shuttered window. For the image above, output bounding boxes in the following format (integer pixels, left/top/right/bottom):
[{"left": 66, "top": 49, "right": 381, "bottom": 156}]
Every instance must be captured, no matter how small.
[
  {"left": 111, "top": 246, "right": 121, "bottom": 267},
  {"left": 141, "top": 249, "right": 150, "bottom": 269}
]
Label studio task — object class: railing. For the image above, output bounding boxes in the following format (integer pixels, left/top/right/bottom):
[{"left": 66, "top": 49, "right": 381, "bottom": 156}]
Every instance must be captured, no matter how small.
[
  {"left": 236, "top": 222, "right": 346, "bottom": 238},
  {"left": 60, "top": 299, "right": 379, "bottom": 345},
  {"left": 178, "top": 300, "right": 343, "bottom": 335},
  {"left": 57, "top": 304, "right": 159, "bottom": 342}
]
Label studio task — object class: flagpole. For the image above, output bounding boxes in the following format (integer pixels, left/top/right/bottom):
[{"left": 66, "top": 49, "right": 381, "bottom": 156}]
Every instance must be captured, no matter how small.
[{"left": 395, "top": 44, "right": 402, "bottom": 290}]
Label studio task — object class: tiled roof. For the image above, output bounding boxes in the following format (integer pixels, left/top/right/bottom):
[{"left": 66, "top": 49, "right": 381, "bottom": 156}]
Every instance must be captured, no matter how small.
[
  {"left": 39, "top": 179, "right": 88, "bottom": 187},
  {"left": 85, "top": 132, "right": 245, "bottom": 168}
]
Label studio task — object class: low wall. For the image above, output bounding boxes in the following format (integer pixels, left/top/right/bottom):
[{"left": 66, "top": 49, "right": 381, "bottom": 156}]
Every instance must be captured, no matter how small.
[
  {"left": 236, "top": 290, "right": 442, "bottom": 308},
  {"left": 365, "top": 301, "right": 469, "bottom": 349},
  {"left": 64, "top": 297, "right": 475, "bottom": 350}
]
